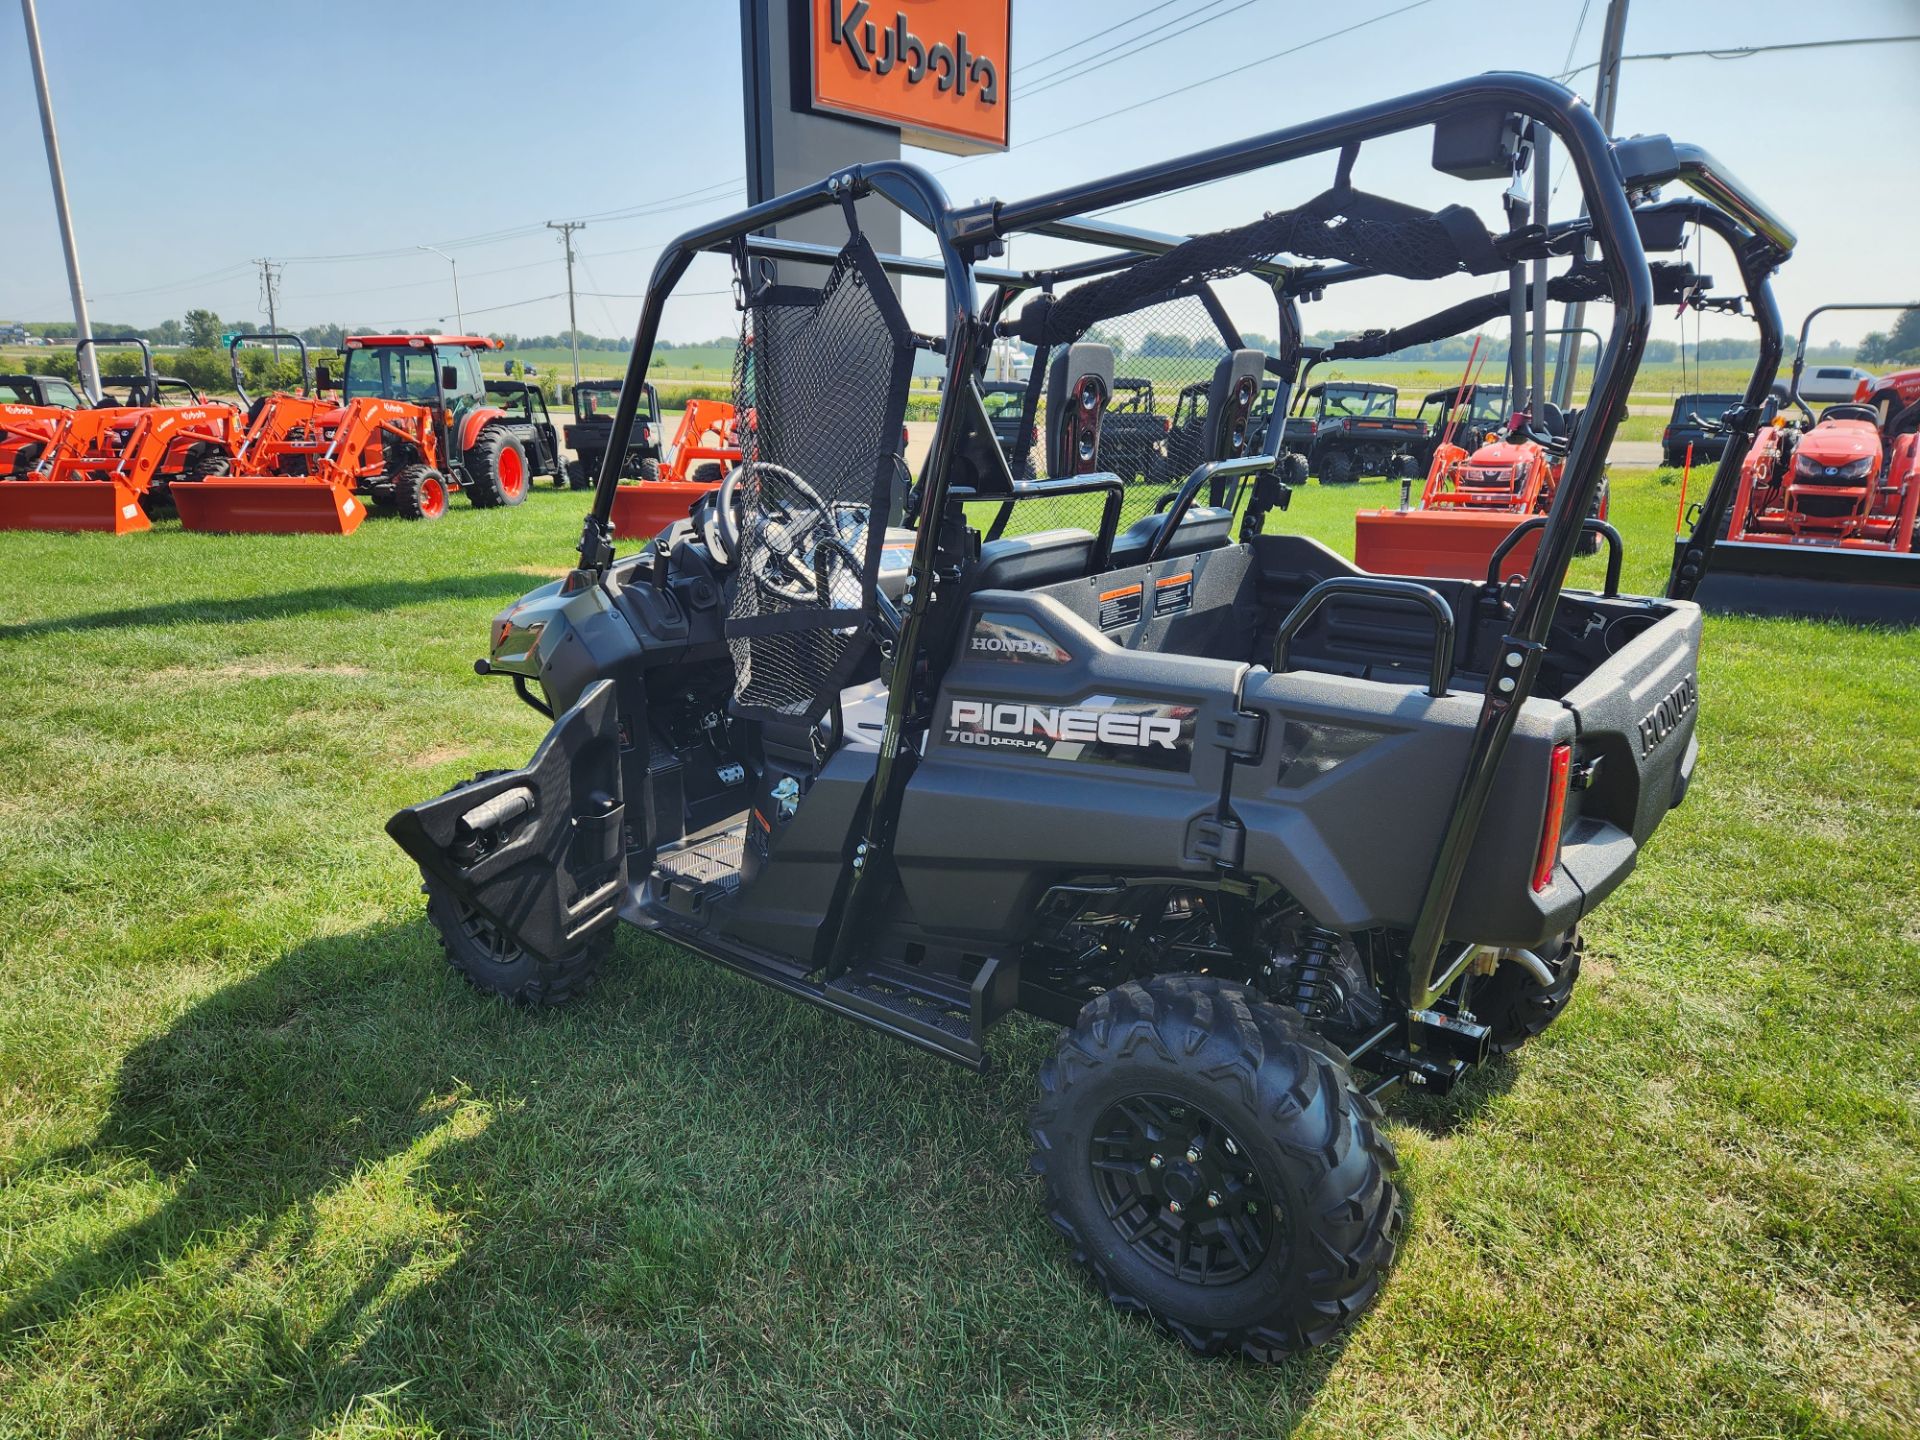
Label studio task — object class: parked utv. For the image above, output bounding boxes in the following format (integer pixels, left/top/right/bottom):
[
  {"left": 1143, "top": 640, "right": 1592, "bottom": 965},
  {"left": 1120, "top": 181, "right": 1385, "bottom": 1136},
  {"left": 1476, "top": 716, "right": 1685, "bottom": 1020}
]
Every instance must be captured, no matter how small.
[
  {"left": 1281, "top": 380, "right": 1424, "bottom": 482},
  {"left": 484, "top": 377, "right": 566, "bottom": 485},
  {"left": 564, "top": 379, "right": 664, "bottom": 490},
  {"left": 1661, "top": 392, "right": 1744, "bottom": 466},
  {"left": 388, "top": 76, "right": 1793, "bottom": 1363}
]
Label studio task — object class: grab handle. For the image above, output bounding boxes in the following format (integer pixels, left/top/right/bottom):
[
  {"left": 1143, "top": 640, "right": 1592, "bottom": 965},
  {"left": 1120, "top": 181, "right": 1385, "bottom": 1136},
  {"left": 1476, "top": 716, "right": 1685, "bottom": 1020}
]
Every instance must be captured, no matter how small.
[
  {"left": 1271, "top": 577, "right": 1455, "bottom": 698},
  {"left": 1486, "top": 517, "right": 1623, "bottom": 597}
]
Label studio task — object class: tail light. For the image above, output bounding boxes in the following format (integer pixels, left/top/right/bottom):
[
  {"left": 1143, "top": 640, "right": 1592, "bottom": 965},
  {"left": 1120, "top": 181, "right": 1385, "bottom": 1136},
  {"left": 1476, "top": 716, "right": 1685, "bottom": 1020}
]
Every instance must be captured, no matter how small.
[
  {"left": 1662, "top": 425, "right": 1671, "bottom": 443},
  {"left": 1532, "top": 742, "right": 1573, "bottom": 892}
]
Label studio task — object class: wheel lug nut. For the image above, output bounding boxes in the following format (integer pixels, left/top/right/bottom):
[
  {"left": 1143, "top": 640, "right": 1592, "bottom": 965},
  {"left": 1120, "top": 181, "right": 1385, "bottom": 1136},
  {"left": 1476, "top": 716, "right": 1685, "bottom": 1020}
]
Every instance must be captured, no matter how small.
[
  {"left": 1185, "top": 1146, "right": 1201, "bottom": 1163},
  {"left": 1148, "top": 1154, "right": 1162, "bottom": 1169},
  {"left": 1207, "top": 1191, "right": 1221, "bottom": 1208},
  {"left": 1167, "top": 1199, "right": 1182, "bottom": 1214}
]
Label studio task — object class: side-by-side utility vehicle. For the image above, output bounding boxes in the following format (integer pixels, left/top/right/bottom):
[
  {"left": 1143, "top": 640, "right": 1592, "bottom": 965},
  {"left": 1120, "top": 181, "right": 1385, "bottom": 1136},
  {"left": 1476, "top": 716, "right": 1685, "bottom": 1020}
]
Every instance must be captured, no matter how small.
[{"left": 386, "top": 76, "right": 1794, "bottom": 1362}]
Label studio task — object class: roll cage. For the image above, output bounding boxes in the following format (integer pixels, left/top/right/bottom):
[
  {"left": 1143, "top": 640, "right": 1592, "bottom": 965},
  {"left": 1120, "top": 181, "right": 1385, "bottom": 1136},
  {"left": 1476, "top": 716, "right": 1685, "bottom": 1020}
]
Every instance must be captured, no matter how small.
[{"left": 576, "top": 73, "right": 1793, "bottom": 1025}]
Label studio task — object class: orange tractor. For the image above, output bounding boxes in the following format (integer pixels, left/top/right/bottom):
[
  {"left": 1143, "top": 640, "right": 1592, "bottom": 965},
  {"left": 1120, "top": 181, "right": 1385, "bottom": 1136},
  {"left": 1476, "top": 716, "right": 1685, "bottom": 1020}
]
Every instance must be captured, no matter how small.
[
  {"left": 1690, "top": 302, "right": 1920, "bottom": 621},
  {"left": 1353, "top": 401, "right": 1600, "bottom": 579},
  {"left": 0, "top": 371, "right": 91, "bottom": 479},
  {"left": 609, "top": 395, "right": 742, "bottom": 539},
  {"left": 0, "top": 339, "right": 242, "bottom": 533},
  {"left": 171, "top": 335, "right": 538, "bottom": 534}
]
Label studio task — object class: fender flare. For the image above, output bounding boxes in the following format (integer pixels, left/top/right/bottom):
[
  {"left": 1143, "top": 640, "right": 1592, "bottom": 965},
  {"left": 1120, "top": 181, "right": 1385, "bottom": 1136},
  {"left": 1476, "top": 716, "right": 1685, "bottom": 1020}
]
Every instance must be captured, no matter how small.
[{"left": 459, "top": 406, "right": 508, "bottom": 455}]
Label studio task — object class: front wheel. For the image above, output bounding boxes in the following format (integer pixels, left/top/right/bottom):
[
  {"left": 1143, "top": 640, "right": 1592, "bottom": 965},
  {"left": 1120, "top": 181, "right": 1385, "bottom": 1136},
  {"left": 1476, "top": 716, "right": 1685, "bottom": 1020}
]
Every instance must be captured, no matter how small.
[
  {"left": 465, "top": 426, "right": 529, "bottom": 507},
  {"left": 391, "top": 463, "right": 449, "bottom": 521},
  {"left": 1029, "top": 975, "right": 1401, "bottom": 1362}
]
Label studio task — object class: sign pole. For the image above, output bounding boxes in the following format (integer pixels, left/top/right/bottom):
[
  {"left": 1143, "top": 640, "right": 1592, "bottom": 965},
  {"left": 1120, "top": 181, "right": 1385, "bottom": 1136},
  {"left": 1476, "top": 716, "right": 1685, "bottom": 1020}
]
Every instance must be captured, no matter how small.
[{"left": 21, "top": 0, "right": 97, "bottom": 398}]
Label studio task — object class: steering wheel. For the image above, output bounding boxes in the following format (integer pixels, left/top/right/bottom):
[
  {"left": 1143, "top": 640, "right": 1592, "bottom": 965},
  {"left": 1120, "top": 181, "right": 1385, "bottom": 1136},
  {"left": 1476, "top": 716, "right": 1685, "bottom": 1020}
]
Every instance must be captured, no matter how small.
[{"left": 713, "top": 461, "right": 865, "bottom": 608}]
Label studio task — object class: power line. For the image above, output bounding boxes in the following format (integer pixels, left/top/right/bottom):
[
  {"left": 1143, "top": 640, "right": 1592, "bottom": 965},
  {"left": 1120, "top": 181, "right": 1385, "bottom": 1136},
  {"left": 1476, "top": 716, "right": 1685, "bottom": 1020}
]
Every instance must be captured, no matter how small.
[
  {"left": 1023, "top": 0, "right": 1270, "bottom": 101},
  {"left": 940, "top": 0, "right": 1437, "bottom": 172},
  {"left": 1011, "top": 0, "right": 1183, "bottom": 76},
  {"left": 1556, "top": 32, "right": 1920, "bottom": 78}
]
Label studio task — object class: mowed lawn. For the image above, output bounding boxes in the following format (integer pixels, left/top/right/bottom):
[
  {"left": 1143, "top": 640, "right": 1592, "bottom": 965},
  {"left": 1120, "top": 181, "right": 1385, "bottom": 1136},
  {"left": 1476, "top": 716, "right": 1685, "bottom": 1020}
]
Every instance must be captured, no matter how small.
[{"left": 0, "top": 470, "right": 1915, "bottom": 1440}]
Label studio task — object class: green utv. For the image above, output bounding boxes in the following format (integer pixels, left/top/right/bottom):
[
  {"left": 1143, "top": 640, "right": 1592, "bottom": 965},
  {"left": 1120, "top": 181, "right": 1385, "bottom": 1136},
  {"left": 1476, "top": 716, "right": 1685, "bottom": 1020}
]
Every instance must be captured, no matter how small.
[{"left": 388, "top": 75, "right": 1793, "bottom": 1360}]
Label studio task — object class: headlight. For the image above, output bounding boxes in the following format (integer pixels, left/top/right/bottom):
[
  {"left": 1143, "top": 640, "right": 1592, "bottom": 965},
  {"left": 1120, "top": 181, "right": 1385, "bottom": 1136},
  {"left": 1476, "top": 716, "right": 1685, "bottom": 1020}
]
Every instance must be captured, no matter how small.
[{"left": 1795, "top": 453, "right": 1873, "bottom": 481}]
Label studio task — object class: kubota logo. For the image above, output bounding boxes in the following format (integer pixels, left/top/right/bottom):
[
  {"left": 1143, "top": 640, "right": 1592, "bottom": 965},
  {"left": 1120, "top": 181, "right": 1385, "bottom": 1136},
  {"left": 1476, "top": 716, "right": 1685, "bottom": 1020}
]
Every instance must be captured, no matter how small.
[{"left": 827, "top": 2, "right": 1000, "bottom": 102}]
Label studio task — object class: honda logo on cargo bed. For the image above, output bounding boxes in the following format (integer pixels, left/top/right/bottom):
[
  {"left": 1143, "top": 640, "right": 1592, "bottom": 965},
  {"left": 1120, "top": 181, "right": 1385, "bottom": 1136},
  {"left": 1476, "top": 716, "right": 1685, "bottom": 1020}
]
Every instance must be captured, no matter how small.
[{"left": 1637, "top": 675, "right": 1697, "bottom": 755}]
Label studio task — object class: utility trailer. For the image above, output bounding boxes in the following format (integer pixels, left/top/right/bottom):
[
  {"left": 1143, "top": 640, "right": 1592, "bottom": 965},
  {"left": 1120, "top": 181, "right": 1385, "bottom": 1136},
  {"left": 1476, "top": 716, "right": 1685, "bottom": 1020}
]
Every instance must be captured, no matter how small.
[{"left": 385, "top": 76, "right": 1793, "bottom": 1362}]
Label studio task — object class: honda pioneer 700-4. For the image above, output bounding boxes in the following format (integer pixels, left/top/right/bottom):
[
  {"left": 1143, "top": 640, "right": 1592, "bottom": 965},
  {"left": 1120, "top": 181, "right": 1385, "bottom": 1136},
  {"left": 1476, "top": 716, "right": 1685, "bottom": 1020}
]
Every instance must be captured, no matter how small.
[{"left": 387, "top": 75, "right": 1794, "bottom": 1361}]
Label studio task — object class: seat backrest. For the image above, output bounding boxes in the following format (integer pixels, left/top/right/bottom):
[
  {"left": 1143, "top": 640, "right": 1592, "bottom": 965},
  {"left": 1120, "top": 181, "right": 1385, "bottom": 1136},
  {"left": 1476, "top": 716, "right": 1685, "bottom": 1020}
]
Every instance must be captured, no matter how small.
[
  {"left": 1107, "top": 506, "right": 1235, "bottom": 568},
  {"left": 1202, "top": 349, "right": 1267, "bottom": 461},
  {"left": 972, "top": 527, "right": 1098, "bottom": 592},
  {"left": 1045, "top": 342, "right": 1114, "bottom": 477}
]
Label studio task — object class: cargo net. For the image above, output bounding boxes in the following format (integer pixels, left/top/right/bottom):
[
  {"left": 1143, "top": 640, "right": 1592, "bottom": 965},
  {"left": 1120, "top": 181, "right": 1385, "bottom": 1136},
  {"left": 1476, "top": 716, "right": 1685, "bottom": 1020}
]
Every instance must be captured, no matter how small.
[
  {"left": 987, "top": 289, "right": 1257, "bottom": 544},
  {"left": 725, "top": 233, "right": 914, "bottom": 723}
]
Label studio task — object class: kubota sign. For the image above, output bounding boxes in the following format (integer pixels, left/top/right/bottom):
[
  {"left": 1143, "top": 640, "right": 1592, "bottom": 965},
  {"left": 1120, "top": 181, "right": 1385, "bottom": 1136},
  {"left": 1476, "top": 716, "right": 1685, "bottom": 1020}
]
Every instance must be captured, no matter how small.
[{"left": 809, "top": 0, "right": 1010, "bottom": 155}]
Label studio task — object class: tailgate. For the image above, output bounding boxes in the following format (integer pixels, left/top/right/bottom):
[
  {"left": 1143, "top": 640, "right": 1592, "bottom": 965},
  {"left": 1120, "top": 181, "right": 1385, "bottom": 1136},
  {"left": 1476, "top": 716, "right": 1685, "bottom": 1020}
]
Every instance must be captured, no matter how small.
[{"left": 1561, "top": 601, "right": 1703, "bottom": 855}]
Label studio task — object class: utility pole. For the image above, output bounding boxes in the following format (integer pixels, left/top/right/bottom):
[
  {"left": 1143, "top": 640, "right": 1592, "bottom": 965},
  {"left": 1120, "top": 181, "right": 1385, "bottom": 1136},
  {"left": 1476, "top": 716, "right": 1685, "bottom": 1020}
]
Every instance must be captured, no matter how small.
[
  {"left": 255, "top": 258, "right": 284, "bottom": 361},
  {"left": 417, "top": 244, "right": 463, "bottom": 332},
  {"left": 547, "top": 220, "right": 585, "bottom": 389},
  {"left": 1552, "top": 0, "right": 1630, "bottom": 407},
  {"left": 21, "top": 0, "right": 97, "bottom": 398}
]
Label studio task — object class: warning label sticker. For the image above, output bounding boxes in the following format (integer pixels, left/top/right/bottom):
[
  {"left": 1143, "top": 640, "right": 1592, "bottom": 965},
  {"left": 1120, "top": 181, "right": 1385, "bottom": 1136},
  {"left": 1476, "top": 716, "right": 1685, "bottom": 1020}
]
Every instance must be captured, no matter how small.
[
  {"left": 1153, "top": 572, "right": 1194, "bottom": 616},
  {"left": 1098, "top": 582, "right": 1143, "bottom": 629}
]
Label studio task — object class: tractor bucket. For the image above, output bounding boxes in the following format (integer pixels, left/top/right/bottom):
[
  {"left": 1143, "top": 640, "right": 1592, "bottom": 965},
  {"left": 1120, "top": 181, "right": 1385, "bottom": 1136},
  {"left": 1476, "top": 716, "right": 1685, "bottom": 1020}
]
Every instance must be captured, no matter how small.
[
  {"left": 171, "top": 478, "right": 366, "bottom": 535},
  {"left": 0, "top": 478, "right": 151, "bottom": 533},
  {"left": 1689, "top": 538, "right": 1920, "bottom": 624},
  {"left": 1354, "top": 506, "right": 1538, "bottom": 580},
  {"left": 611, "top": 479, "right": 720, "bottom": 541}
]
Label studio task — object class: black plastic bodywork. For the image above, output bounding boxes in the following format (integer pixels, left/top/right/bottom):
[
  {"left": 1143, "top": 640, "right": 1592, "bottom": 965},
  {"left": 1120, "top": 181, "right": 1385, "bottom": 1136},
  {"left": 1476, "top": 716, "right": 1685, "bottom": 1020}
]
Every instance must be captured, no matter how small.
[{"left": 485, "top": 379, "right": 564, "bottom": 481}]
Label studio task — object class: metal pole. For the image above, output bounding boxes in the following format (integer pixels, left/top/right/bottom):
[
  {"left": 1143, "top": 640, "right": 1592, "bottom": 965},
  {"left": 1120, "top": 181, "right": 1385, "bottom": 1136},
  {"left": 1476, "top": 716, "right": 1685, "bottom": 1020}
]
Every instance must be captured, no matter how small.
[
  {"left": 256, "top": 258, "right": 281, "bottom": 363},
  {"left": 1531, "top": 126, "right": 1549, "bottom": 409},
  {"left": 1552, "top": 0, "right": 1630, "bottom": 408},
  {"left": 418, "top": 244, "right": 463, "bottom": 332},
  {"left": 547, "top": 221, "right": 584, "bottom": 389},
  {"left": 21, "top": 0, "right": 97, "bottom": 398}
]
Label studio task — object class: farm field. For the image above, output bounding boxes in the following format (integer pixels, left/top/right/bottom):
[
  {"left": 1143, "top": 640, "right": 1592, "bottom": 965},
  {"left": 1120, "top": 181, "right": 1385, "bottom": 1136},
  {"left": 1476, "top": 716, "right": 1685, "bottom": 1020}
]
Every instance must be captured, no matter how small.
[{"left": 0, "top": 470, "right": 1914, "bottom": 1438}]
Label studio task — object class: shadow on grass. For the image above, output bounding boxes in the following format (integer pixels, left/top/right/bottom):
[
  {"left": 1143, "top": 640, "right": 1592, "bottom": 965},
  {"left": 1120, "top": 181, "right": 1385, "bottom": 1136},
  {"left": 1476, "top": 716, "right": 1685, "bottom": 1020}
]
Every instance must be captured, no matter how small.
[
  {"left": 3, "top": 920, "right": 1389, "bottom": 1435},
  {"left": 0, "top": 573, "right": 539, "bottom": 642}
]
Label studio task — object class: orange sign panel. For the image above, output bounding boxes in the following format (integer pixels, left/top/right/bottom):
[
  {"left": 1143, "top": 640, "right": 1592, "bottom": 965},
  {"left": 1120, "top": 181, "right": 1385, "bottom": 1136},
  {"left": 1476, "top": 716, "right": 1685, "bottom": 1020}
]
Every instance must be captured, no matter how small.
[{"left": 809, "top": 0, "right": 1011, "bottom": 155}]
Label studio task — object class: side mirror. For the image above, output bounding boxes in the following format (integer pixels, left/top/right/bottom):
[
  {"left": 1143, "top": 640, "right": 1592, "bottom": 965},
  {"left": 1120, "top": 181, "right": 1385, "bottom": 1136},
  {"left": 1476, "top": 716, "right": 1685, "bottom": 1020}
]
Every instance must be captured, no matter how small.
[
  {"left": 441, "top": 365, "right": 460, "bottom": 392},
  {"left": 315, "top": 363, "right": 333, "bottom": 391}
]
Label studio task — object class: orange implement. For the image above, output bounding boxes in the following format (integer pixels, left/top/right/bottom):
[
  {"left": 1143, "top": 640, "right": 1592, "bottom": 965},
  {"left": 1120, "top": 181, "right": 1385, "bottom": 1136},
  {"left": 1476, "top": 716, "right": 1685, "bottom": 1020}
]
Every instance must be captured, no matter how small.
[
  {"left": 0, "top": 402, "right": 241, "bottom": 533},
  {"left": 171, "top": 475, "right": 366, "bottom": 534},
  {"left": 611, "top": 478, "right": 722, "bottom": 540},
  {"left": 1353, "top": 506, "right": 1540, "bottom": 579},
  {"left": 661, "top": 398, "right": 741, "bottom": 482}
]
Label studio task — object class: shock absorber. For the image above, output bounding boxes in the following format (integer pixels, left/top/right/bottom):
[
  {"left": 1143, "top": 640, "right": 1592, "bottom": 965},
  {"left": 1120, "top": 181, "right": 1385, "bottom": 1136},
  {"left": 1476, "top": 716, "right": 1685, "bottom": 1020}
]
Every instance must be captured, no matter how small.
[{"left": 1286, "top": 925, "right": 1345, "bottom": 1022}]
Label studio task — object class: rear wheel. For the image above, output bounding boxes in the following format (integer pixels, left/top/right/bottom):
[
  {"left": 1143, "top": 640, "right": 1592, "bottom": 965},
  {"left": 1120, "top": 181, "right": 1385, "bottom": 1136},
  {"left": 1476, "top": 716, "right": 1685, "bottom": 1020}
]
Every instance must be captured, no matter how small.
[
  {"left": 466, "top": 426, "right": 529, "bottom": 507},
  {"left": 1030, "top": 975, "right": 1401, "bottom": 1362},
  {"left": 1318, "top": 451, "right": 1355, "bottom": 485},
  {"left": 1473, "top": 930, "right": 1583, "bottom": 1054},
  {"left": 638, "top": 457, "right": 662, "bottom": 483},
  {"left": 182, "top": 448, "right": 231, "bottom": 480},
  {"left": 691, "top": 460, "right": 724, "bottom": 484},
  {"left": 392, "top": 463, "right": 449, "bottom": 521}
]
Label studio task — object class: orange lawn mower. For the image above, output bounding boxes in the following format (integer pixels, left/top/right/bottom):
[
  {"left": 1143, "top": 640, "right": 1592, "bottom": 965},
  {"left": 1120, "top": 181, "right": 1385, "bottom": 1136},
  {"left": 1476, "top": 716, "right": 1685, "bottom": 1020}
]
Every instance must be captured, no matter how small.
[
  {"left": 609, "top": 395, "right": 743, "bottom": 539},
  {"left": 1685, "top": 302, "right": 1920, "bottom": 622},
  {"left": 171, "top": 335, "right": 538, "bottom": 534},
  {"left": 0, "top": 339, "right": 242, "bottom": 534}
]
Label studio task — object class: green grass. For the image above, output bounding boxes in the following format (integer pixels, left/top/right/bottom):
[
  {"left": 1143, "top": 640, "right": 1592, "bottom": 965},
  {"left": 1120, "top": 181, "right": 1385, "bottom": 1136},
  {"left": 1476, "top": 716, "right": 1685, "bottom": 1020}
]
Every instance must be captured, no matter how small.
[{"left": 1, "top": 473, "right": 1916, "bottom": 1438}]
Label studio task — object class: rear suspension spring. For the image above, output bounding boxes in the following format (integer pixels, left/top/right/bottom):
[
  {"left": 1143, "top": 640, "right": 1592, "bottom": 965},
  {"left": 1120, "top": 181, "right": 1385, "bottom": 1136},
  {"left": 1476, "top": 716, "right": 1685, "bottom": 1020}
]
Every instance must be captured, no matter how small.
[{"left": 1286, "top": 925, "right": 1345, "bottom": 1021}]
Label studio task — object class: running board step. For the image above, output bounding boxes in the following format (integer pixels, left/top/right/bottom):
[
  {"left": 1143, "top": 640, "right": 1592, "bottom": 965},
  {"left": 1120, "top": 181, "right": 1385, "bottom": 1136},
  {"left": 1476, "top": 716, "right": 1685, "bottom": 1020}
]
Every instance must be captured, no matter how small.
[{"left": 824, "top": 966, "right": 984, "bottom": 1067}]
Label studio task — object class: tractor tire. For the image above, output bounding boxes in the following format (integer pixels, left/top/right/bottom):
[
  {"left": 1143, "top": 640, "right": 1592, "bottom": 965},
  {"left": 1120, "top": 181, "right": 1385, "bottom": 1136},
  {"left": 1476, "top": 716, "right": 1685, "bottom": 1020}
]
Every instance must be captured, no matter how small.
[
  {"left": 1318, "top": 451, "right": 1355, "bottom": 485},
  {"left": 638, "top": 458, "right": 662, "bottom": 483},
  {"left": 1029, "top": 974, "right": 1401, "bottom": 1363},
  {"left": 392, "top": 463, "right": 450, "bottom": 521},
  {"left": 182, "top": 448, "right": 231, "bottom": 481},
  {"left": 691, "top": 461, "right": 724, "bottom": 484},
  {"left": 419, "top": 773, "right": 608, "bottom": 1005},
  {"left": 466, "top": 426, "right": 530, "bottom": 508},
  {"left": 1473, "top": 930, "right": 1583, "bottom": 1055},
  {"left": 10, "top": 443, "right": 45, "bottom": 478}
]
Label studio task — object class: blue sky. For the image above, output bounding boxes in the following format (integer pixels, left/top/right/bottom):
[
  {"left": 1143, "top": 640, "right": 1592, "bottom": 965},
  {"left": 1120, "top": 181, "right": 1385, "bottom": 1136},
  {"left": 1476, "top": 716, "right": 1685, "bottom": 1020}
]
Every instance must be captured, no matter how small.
[{"left": 5, "top": 0, "right": 1915, "bottom": 351}]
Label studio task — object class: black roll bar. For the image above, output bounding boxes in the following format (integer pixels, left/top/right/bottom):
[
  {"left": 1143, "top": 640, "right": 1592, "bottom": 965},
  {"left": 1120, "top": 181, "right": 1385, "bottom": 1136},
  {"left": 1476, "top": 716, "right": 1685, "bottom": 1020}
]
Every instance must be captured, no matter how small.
[
  {"left": 76, "top": 335, "right": 153, "bottom": 402},
  {"left": 1782, "top": 301, "right": 1918, "bottom": 423},
  {"left": 228, "top": 332, "right": 311, "bottom": 406},
  {"left": 1488, "top": 518, "right": 1624, "bottom": 597}
]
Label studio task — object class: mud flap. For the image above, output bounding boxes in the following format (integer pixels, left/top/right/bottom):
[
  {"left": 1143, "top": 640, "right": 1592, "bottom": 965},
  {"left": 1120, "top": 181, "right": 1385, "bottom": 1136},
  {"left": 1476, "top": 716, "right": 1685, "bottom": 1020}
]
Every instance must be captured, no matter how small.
[
  {"left": 171, "top": 478, "right": 365, "bottom": 535},
  {"left": 1354, "top": 506, "right": 1541, "bottom": 580},
  {"left": 0, "top": 479, "right": 151, "bottom": 533},
  {"left": 386, "top": 680, "right": 627, "bottom": 962}
]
